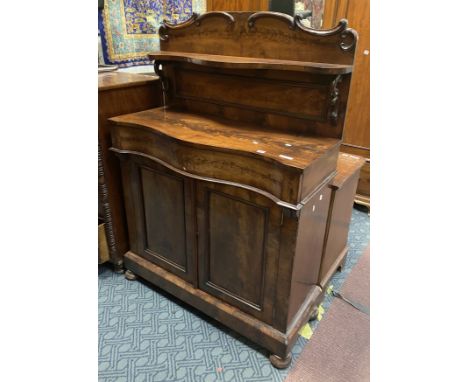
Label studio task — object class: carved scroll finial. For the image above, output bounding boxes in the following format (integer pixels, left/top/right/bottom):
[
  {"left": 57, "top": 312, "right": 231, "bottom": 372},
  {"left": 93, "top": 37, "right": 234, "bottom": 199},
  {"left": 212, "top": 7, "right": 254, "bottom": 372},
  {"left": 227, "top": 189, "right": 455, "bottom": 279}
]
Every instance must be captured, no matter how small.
[
  {"left": 159, "top": 12, "right": 235, "bottom": 41},
  {"left": 339, "top": 28, "right": 358, "bottom": 52},
  {"left": 195, "top": 11, "right": 235, "bottom": 26},
  {"left": 248, "top": 12, "right": 295, "bottom": 30},
  {"left": 159, "top": 25, "right": 169, "bottom": 41},
  {"left": 294, "top": 17, "right": 357, "bottom": 53},
  {"left": 294, "top": 17, "right": 347, "bottom": 35}
]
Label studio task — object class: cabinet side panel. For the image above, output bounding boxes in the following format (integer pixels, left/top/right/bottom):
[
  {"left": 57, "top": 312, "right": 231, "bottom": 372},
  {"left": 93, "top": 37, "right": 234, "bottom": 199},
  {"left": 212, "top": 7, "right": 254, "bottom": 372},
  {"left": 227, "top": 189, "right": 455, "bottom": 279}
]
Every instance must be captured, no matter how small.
[
  {"left": 287, "top": 186, "right": 331, "bottom": 326},
  {"left": 319, "top": 173, "right": 359, "bottom": 283}
]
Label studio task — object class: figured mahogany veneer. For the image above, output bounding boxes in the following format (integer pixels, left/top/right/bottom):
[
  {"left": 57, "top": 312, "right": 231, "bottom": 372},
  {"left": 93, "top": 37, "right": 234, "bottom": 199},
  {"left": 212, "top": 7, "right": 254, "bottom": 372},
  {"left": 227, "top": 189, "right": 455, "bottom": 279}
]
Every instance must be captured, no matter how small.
[
  {"left": 109, "top": 12, "right": 358, "bottom": 368},
  {"left": 110, "top": 106, "right": 340, "bottom": 208}
]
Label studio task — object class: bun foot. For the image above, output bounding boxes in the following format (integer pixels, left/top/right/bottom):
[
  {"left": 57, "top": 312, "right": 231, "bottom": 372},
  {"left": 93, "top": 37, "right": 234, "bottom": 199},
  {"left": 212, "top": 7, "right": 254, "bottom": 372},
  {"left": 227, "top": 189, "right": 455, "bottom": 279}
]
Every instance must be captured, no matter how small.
[
  {"left": 309, "top": 305, "right": 319, "bottom": 321},
  {"left": 125, "top": 270, "right": 137, "bottom": 280},
  {"left": 337, "top": 253, "right": 348, "bottom": 272},
  {"left": 269, "top": 353, "right": 292, "bottom": 369},
  {"left": 113, "top": 260, "right": 124, "bottom": 274}
]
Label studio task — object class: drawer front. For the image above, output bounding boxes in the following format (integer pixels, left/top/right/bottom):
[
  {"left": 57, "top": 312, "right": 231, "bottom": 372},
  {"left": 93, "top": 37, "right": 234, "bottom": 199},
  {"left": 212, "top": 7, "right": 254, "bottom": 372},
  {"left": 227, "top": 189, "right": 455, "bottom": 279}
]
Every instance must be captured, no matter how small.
[
  {"left": 195, "top": 180, "right": 282, "bottom": 324},
  {"left": 120, "top": 155, "right": 197, "bottom": 283}
]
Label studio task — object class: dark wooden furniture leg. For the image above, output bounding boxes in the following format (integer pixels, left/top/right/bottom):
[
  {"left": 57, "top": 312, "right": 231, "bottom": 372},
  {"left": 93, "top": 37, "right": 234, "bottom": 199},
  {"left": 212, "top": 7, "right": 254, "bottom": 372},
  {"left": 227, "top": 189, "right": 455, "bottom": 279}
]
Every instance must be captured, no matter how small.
[
  {"left": 269, "top": 353, "right": 292, "bottom": 369},
  {"left": 124, "top": 269, "right": 137, "bottom": 280},
  {"left": 113, "top": 259, "right": 124, "bottom": 274},
  {"left": 337, "top": 250, "right": 348, "bottom": 272},
  {"left": 309, "top": 305, "right": 319, "bottom": 321}
]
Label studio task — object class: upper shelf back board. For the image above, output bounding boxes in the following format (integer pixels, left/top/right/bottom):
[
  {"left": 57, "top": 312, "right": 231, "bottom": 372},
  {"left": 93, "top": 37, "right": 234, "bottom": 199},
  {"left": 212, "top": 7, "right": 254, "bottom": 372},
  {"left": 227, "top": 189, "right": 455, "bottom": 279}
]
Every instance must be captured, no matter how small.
[{"left": 158, "top": 12, "right": 357, "bottom": 65}]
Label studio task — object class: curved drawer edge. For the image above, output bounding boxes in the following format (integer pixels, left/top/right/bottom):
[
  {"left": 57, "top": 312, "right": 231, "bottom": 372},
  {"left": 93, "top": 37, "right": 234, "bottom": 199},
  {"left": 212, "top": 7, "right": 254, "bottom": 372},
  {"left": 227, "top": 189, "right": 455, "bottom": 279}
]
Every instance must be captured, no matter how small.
[
  {"left": 110, "top": 147, "right": 304, "bottom": 211},
  {"left": 109, "top": 120, "right": 307, "bottom": 172}
]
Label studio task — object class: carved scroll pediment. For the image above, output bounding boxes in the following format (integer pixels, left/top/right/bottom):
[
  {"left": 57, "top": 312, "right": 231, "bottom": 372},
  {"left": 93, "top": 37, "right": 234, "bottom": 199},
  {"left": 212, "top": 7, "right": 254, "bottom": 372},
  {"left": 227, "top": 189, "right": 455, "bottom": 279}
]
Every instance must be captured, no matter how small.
[
  {"left": 247, "top": 14, "right": 357, "bottom": 53},
  {"left": 157, "top": 11, "right": 358, "bottom": 63}
]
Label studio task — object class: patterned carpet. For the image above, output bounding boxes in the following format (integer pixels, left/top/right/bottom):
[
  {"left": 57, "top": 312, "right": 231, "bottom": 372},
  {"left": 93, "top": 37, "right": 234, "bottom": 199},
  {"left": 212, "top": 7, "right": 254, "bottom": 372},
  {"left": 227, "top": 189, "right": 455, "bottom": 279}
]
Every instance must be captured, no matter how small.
[{"left": 99, "top": 208, "right": 370, "bottom": 381}]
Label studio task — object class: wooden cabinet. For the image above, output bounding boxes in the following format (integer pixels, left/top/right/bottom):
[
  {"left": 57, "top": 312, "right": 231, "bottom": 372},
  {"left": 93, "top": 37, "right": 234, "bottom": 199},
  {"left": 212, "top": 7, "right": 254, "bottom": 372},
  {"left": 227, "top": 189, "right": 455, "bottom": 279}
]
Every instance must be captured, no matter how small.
[
  {"left": 121, "top": 158, "right": 283, "bottom": 322},
  {"left": 115, "top": 138, "right": 332, "bottom": 365},
  {"left": 98, "top": 72, "right": 162, "bottom": 270},
  {"left": 319, "top": 153, "right": 365, "bottom": 288},
  {"left": 113, "top": 141, "right": 363, "bottom": 368},
  {"left": 109, "top": 12, "right": 361, "bottom": 368}
]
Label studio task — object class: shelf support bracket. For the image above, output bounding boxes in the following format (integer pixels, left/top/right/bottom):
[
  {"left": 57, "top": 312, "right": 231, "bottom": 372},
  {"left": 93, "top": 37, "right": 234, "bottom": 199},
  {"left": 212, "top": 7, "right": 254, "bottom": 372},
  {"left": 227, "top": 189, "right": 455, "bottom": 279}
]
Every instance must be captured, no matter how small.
[{"left": 328, "top": 75, "right": 342, "bottom": 124}]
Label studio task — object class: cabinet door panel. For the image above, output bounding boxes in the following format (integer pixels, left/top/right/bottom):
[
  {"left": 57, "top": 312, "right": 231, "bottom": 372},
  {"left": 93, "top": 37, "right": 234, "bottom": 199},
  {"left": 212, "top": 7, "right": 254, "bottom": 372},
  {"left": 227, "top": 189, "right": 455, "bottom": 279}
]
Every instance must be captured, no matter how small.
[
  {"left": 124, "top": 156, "right": 196, "bottom": 283},
  {"left": 140, "top": 167, "right": 187, "bottom": 269},
  {"left": 196, "top": 181, "right": 281, "bottom": 323}
]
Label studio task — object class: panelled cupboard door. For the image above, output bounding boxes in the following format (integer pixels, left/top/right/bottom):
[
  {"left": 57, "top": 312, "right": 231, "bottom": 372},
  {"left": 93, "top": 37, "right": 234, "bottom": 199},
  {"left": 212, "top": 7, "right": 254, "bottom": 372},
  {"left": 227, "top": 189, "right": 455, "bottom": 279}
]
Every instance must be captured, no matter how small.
[
  {"left": 123, "top": 156, "right": 197, "bottom": 283},
  {"left": 195, "top": 181, "right": 282, "bottom": 324}
]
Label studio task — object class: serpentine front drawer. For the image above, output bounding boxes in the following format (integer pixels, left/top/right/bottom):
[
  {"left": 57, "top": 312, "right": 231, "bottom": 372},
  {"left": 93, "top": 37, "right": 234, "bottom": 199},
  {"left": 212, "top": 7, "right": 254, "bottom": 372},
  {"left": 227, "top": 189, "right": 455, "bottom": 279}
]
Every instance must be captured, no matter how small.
[{"left": 109, "top": 106, "right": 340, "bottom": 210}]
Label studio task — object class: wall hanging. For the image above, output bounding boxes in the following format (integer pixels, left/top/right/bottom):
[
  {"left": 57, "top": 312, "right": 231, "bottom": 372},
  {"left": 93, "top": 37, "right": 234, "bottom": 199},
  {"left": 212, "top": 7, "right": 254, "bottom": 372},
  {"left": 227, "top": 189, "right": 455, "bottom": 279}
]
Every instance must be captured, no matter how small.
[{"left": 98, "top": 0, "right": 206, "bottom": 66}]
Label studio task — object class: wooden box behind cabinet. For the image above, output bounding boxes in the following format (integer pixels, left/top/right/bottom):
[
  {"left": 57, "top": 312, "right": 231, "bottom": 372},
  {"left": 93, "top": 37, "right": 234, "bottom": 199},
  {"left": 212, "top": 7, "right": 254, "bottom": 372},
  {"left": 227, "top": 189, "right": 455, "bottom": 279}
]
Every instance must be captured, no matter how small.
[
  {"left": 98, "top": 72, "right": 162, "bottom": 270},
  {"left": 109, "top": 11, "right": 358, "bottom": 368},
  {"left": 319, "top": 153, "right": 365, "bottom": 289}
]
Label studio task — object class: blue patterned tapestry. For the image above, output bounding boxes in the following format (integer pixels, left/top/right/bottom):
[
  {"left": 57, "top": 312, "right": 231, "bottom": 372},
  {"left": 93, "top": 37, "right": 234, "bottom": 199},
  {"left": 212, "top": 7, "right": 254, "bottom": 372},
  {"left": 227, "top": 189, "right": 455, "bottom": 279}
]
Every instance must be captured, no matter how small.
[
  {"left": 99, "top": 0, "right": 205, "bottom": 67},
  {"left": 165, "top": 0, "right": 193, "bottom": 24}
]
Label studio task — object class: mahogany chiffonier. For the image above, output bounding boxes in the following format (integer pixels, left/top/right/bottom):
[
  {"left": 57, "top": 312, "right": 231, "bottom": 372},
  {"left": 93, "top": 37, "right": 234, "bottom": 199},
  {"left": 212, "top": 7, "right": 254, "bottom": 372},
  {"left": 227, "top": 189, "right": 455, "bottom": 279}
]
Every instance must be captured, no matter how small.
[
  {"left": 108, "top": 12, "right": 357, "bottom": 368},
  {"left": 98, "top": 72, "right": 162, "bottom": 270}
]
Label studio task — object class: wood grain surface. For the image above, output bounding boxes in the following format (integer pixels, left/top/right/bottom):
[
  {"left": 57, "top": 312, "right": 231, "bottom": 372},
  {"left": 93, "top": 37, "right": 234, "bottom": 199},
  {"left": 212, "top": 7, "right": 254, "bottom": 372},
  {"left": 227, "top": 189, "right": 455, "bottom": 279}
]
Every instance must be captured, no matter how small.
[
  {"left": 98, "top": 72, "right": 162, "bottom": 266},
  {"left": 109, "top": 11, "right": 360, "bottom": 367},
  {"left": 98, "top": 72, "right": 157, "bottom": 91},
  {"left": 110, "top": 106, "right": 341, "bottom": 170},
  {"left": 149, "top": 51, "right": 353, "bottom": 74}
]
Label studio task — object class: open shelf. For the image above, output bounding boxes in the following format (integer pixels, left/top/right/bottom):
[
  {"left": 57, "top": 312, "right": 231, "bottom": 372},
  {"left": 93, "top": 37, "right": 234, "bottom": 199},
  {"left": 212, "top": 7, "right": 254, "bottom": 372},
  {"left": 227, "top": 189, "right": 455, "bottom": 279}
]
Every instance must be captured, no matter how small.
[{"left": 149, "top": 51, "right": 353, "bottom": 75}]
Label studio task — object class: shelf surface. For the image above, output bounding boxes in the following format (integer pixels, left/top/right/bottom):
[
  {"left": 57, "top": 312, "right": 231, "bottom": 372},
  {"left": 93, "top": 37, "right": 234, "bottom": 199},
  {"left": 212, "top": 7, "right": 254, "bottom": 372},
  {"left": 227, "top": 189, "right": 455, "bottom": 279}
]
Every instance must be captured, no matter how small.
[
  {"left": 149, "top": 51, "right": 353, "bottom": 75},
  {"left": 110, "top": 106, "right": 341, "bottom": 170},
  {"left": 98, "top": 72, "right": 158, "bottom": 91},
  {"left": 331, "top": 153, "right": 366, "bottom": 189}
]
